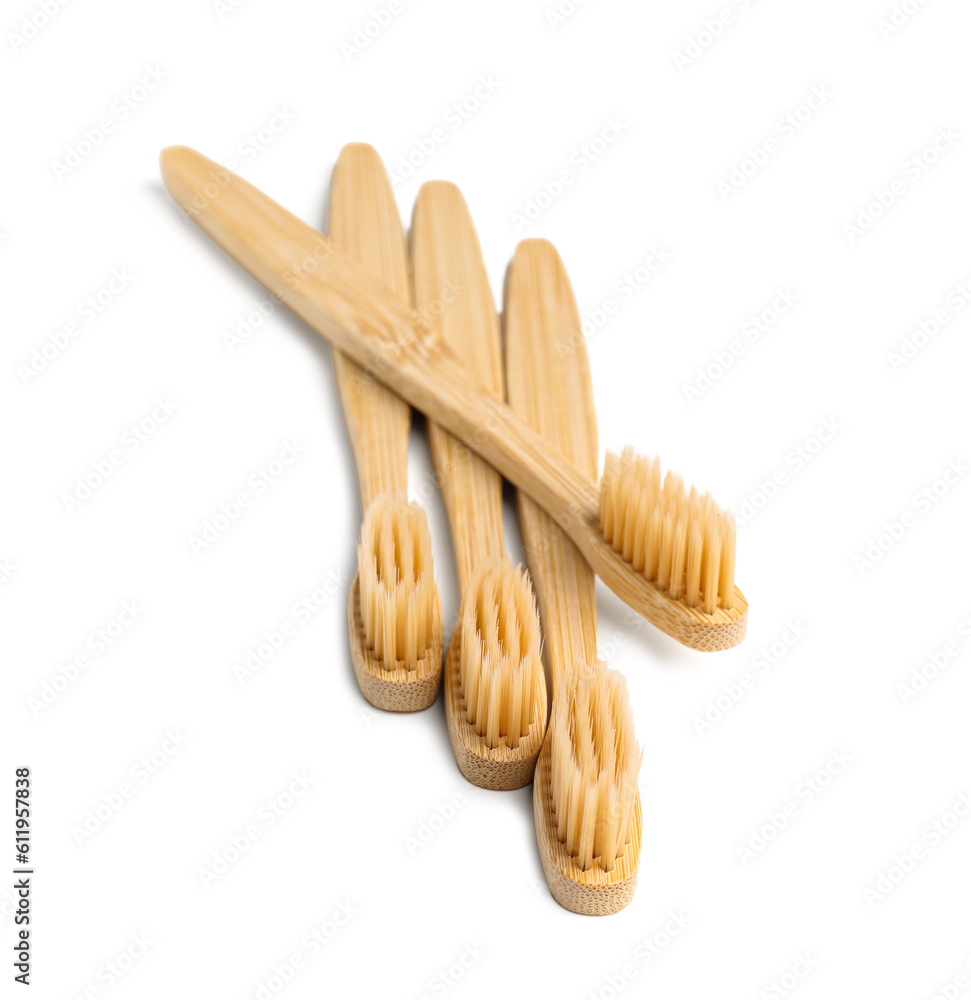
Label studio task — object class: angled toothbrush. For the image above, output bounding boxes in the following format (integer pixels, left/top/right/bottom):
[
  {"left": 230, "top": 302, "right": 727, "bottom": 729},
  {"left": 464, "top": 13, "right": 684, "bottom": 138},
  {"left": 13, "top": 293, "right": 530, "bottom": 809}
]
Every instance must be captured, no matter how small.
[
  {"left": 410, "top": 181, "right": 546, "bottom": 788},
  {"left": 159, "top": 146, "right": 747, "bottom": 652}
]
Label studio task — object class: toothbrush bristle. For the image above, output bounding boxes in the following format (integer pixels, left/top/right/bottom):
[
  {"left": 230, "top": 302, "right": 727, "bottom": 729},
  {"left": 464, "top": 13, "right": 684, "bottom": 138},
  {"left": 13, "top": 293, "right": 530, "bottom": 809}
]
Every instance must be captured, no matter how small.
[
  {"left": 600, "top": 447, "right": 736, "bottom": 613},
  {"left": 549, "top": 662, "right": 641, "bottom": 873},
  {"left": 458, "top": 558, "right": 546, "bottom": 750},
  {"left": 358, "top": 493, "right": 443, "bottom": 670}
]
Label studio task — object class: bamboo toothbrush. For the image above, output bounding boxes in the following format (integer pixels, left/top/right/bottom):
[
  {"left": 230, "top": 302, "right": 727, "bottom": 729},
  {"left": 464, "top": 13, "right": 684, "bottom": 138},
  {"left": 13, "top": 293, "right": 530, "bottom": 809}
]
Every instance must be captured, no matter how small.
[
  {"left": 329, "top": 143, "right": 443, "bottom": 711},
  {"left": 159, "top": 146, "right": 747, "bottom": 652},
  {"left": 505, "top": 238, "right": 642, "bottom": 916},
  {"left": 410, "top": 181, "right": 547, "bottom": 789}
]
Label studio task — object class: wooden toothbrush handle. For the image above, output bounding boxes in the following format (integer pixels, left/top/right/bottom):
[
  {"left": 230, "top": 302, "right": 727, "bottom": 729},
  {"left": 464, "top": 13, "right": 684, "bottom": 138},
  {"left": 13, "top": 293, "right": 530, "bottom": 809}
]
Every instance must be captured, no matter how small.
[
  {"left": 157, "top": 148, "right": 596, "bottom": 521},
  {"left": 328, "top": 144, "right": 411, "bottom": 507},
  {"left": 411, "top": 182, "right": 505, "bottom": 593},
  {"left": 159, "top": 146, "right": 747, "bottom": 650},
  {"left": 504, "top": 239, "right": 600, "bottom": 698}
]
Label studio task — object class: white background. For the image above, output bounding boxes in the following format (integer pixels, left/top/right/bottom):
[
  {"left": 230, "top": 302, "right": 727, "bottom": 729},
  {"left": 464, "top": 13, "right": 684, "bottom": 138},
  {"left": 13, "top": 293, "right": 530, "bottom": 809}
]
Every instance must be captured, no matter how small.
[{"left": 3, "top": 0, "right": 971, "bottom": 997}]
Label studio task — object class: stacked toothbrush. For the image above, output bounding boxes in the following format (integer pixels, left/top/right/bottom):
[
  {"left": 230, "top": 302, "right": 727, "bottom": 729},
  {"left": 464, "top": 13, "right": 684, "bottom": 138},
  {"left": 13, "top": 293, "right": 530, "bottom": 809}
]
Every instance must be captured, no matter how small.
[{"left": 160, "top": 143, "right": 748, "bottom": 915}]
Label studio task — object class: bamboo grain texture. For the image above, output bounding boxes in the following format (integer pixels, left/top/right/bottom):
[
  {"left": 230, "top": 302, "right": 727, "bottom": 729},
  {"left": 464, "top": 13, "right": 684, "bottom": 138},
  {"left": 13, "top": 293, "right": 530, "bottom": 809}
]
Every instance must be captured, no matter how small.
[
  {"left": 532, "top": 737, "right": 643, "bottom": 915},
  {"left": 330, "top": 143, "right": 442, "bottom": 712},
  {"left": 329, "top": 143, "right": 411, "bottom": 507},
  {"left": 504, "top": 239, "right": 599, "bottom": 702},
  {"left": 505, "top": 238, "right": 641, "bottom": 915},
  {"left": 412, "top": 182, "right": 504, "bottom": 592},
  {"left": 411, "top": 181, "right": 544, "bottom": 788},
  {"left": 159, "top": 146, "right": 747, "bottom": 652}
]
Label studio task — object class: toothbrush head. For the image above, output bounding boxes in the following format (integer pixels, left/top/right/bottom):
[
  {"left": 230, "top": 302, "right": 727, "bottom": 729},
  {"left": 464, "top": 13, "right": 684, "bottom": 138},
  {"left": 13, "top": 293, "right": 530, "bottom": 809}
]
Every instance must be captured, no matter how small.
[
  {"left": 549, "top": 661, "right": 641, "bottom": 873},
  {"left": 458, "top": 558, "right": 545, "bottom": 751},
  {"left": 600, "top": 447, "right": 737, "bottom": 615},
  {"left": 444, "top": 557, "right": 548, "bottom": 789},
  {"left": 349, "top": 493, "right": 444, "bottom": 711},
  {"left": 534, "top": 659, "right": 643, "bottom": 915}
]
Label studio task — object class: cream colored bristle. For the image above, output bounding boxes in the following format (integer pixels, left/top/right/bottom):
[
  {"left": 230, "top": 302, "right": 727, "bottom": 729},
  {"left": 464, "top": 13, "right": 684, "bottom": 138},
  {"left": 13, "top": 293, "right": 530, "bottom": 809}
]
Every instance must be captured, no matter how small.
[
  {"left": 549, "top": 661, "right": 641, "bottom": 873},
  {"left": 458, "top": 558, "right": 545, "bottom": 750},
  {"left": 358, "top": 493, "right": 443, "bottom": 670},
  {"left": 600, "top": 447, "right": 736, "bottom": 613}
]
